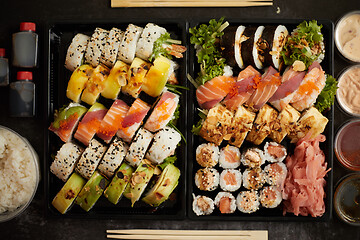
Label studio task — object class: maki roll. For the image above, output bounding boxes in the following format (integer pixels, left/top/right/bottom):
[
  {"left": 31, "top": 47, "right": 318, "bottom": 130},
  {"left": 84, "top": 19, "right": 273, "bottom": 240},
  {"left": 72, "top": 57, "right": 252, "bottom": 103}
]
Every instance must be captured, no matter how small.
[
  {"left": 263, "top": 142, "right": 287, "bottom": 163},
  {"left": 66, "top": 64, "right": 93, "bottom": 103},
  {"left": 48, "top": 103, "right": 87, "bottom": 142},
  {"left": 192, "top": 194, "right": 215, "bottom": 216},
  {"left": 65, "top": 33, "right": 90, "bottom": 71},
  {"left": 100, "top": 27, "right": 124, "bottom": 68},
  {"left": 240, "top": 26, "right": 258, "bottom": 68},
  {"left": 101, "top": 60, "right": 129, "bottom": 100},
  {"left": 117, "top": 24, "right": 143, "bottom": 64},
  {"left": 253, "top": 26, "right": 265, "bottom": 69},
  {"left": 220, "top": 26, "right": 238, "bottom": 68},
  {"left": 264, "top": 162, "right": 287, "bottom": 187},
  {"left": 122, "top": 57, "right": 151, "bottom": 98},
  {"left": 195, "top": 143, "right": 219, "bottom": 168},
  {"left": 146, "top": 127, "right": 181, "bottom": 165},
  {"left": 125, "top": 128, "right": 153, "bottom": 167},
  {"left": 135, "top": 23, "right": 167, "bottom": 61},
  {"left": 242, "top": 168, "right": 265, "bottom": 190},
  {"left": 195, "top": 168, "right": 219, "bottom": 191},
  {"left": 75, "top": 138, "right": 107, "bottom": 180},
  {"left": 97, "top": 137, "right": 128, "bottom": 178},
  {"left": 236, "top": 190, "right": 260, "bottom": 214},
  {"left": 219, "top": 169, "right": 242, "bottom": 192},
  {"left": 85, "top": 28, "right": 109, "bottom": 67},
  {"left": 219, "top": 145, "right": 241, "bottom": 169},
  {"left": 259, "top": 186, "right": 282, "bottom": 208},
  {"left": 214, "top": 192, "right": 236, "bottom": 214},
  {"left": 144, "top": 91, "right": 179, "bottom": 132},
  {"left": 241, "top": 148, "right": 265, "bottom": 169},
  {"left": 50, "top": 142, "right": 84, "bottom": 182}
]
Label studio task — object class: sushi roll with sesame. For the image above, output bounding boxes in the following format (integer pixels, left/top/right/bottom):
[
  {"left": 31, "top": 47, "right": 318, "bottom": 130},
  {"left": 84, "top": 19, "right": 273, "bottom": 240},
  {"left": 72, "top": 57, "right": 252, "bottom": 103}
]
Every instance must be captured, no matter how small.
[
  {"left": 100, "top": 27, "right": 124, "bottom": 68},
  {"left": 75, "top": 138, "right": 107, "bottom": 180},
  {"left": 195, "top": 143, "right": 219, "bottom": 168},
  {"left": 242, "top": 168, "right": 265, "bottom": 190},
  {"left": 214, "top": 192, "right": 236, "bottom": 214},
  {"left": 84, "top": 28, "right": 109, "bottom": 67},
  {"left": 50, "top": 142, "right": 84, "bottom": 182},
  {"left": 259, "top": 186, "right": 282, "bottom": 208},
  {"left": 263, "top": 142, "right": 287, "bottom": 163},
  {"left": 146, "top": 127, "right": 181, "bottom": 165},
  {"left": 97, "top": 137, "right": 128, "bottom": 178},
  {"left": 195, "top": 168, "right": 219, "bottom": 191},
  {"left": 219, "top": 169, "right": 242, "bottom": 192},
  {"left": 65, "top": 33, "right": 90, "bottom": 71},
  {"left": 117, "top": 24, "right": 143, "bottom": 64},
  {"left": 264, "top": 162, "right": 287, "bottom": 187},
  {"left": 135, "top": 23, "right": 167, "bottom": 61},
  {"left": 241, "top": 148, "right": 265, "bottom": 169},
  {"left": 236, "top": 190, "right": 260, "bottom": 214},
  {"left": 219, "top": 145, "right": 241, "bottom": 169},
  {"left": 125, "top": 128, "right": 153, "bottom": 167},
  {"left": 192, "top": 194, "right": 215, "bottom": 216}
]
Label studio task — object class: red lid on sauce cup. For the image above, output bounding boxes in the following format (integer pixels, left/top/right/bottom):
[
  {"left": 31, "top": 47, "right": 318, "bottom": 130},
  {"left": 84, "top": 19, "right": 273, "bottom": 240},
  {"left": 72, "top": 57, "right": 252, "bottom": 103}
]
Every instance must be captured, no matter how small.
[
  {"left": 0, "top": 48, "right": 5, "bottom": 57},
  {"left": 20, "top": 22, "right": 36, "bottom": 32},
  {"left": 17, "top": 71, "right": 33, "bottom": 81}
]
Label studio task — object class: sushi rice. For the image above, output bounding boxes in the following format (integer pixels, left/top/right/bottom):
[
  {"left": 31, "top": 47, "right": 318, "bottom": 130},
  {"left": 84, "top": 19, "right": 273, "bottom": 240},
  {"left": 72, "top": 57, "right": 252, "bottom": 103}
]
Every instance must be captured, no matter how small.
[
  {"left": 214, "top": 192, "right": 237, "bottom": 214},
  {"left": 263, "top": 162, "right": 287, "bottom": 186},
  {"left": 236, "top": 190, "right": 260, "bottom": 214},
  {"left": 192, "top": 194, "right": 215, "bottom": 216},
  {"left": 195, "top": 168, "right": 219, "bottom": 191},
  {"left": 241, "top": 148, "right": 265, "bottom": 168},
  {"left": 242, "top": 167, "right": 265, "bottom": 190},
  {"left": 259, "top": 186, "right": 282, "bottom": 208},
  {"left": 263, "top": 141, "right": 287, "bottom": 163},
  {"left": 65, "top": 33, "right": 90, "bottom": 71},
  {"left": 219, "top": 145, "right": 241, "bottom": 169},
  {"left": 219, "top": 169, "right": 242, "bottom": 192},
  {"left": 195, "top": 143, "right": 219, "bottom": 168},
  {"left": 125, "top": 128, "right": 153, "bottom": 167}
]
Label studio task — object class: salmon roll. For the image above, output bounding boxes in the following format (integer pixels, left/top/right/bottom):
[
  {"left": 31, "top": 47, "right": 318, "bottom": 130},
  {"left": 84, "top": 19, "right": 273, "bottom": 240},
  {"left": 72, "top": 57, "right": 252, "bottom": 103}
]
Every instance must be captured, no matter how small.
[
  {"left": 214, "top": 192, "right": 236, "bottom": 214},
  {"left": 259, "top": 186, "right": 282, "bottom": 208},
  {"left": 117, "top": 24, "right": 143, "bottom": 64},
  {"left": 65, "top": 33, "right": 90, "bottom": 71},
  {"left": 101, "top": 27, "right": 124, "bottom": 68},
  {"left": 263, "top": 142, "right": 287, "bottom": 163},
  {"left": 219, "top": 169, "right": 242, "bottom": 192},
  {"left": 236, "top": 190, "right": 260, "bottom": 214},
  {"left": 144, "top": 91, "right": 180, "bottom": 132},
  {"left": 264, "top": 162, "right": 287, "bottom": 187},
  {"left": 192, "top": 194, "right": 215, "bottom": 216},
  {"left": 219, "top": 145, "right": 241, "bottom": 169},
  {"left": 195, "top": 168, "right": 219, "bottom": 191},
  {"left": 85, "top": 28, "right": 109, "bottom": 67},
  {"left": 241, "top": 148, "right": 265, "bottom": 169},
  {"left": 125, "top": 128, "right": 153, "bottom": 167},
  {"left": 242, "top": 168, "right": 265, "bottom": 190},
  {"left": 195, "top": 143, "right": 219, "bottom": 168}
]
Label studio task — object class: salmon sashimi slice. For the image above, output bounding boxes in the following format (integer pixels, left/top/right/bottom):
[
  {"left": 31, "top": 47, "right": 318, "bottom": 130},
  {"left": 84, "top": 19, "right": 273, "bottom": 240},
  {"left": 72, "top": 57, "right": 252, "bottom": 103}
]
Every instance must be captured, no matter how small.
[
  {"left": 223, "top": 146, "right": 240, "bottom": 163},
  {"left": 117, "top": 98, "right": 150, "bottom": 142},
  {"left": 144, "top": 91, "right": 179, "bottom": 132},
  {"left": 196, "top": 76, "right": 236, "bottom": 109},
  {"left": 247, "top": 66, "right": 282, "bottom": 110},
  {"left": 97, "top": 100, "right": 129, "bottom": 143},
  {"left": 74, "top": 109, "right": 107, "bottom": 146}
]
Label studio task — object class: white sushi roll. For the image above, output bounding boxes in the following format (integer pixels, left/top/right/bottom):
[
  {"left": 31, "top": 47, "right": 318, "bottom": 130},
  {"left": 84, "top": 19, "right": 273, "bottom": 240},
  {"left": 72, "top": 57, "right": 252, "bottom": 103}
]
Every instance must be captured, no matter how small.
[
  {"left": 270, "top": 25, "right": 288, "bottom": 69},
  {"left": 263, "top": 142, "right": 287, "bottom": 163},
  {"left": 219, "top": 145, "right": 241, "bottom": 169},
  {"left": 192, "top": 194, "right": 215, "bottom": 216},
  {"left": 241, "top": 148, "right": 265, "bottom": 169},
  {"left": 117, "top": 24, "right": 143, "bottom": 64},
  {"left": 65, "top": 33, "right": 90, "bottom": 71},
  {"left": 85, "top": 28, "right": 109, "bottom": 67},
  {"left": 135, "top": 23, "right": 167, "bottom": 61},
  {"left": 214, "top": 192, "right": 237, "bottom": 214},
  {"left": 125, "top": 128, "right": 153, "bottom": 167},
  {"left": 97, "top": 137, "right": 128, "bottom": 178},
  {"left": 236, "top": 190, "right": 260, "bottom": 214},
  {"left": 219, "top": 169, "right": 242, "bottom": 192},
  {"left": 264, "top": 162, "right": 287, "bottom": 186},
  {"left": 100, "top": 27, "right": 124, "bottom": 68},
  {"left": 50, "top": 142, "right": 84, "bottom": 182},
  {"left": 75, "top": 138, "right": 107, "bottom": 180},
  {"left": 253, "top": 26, "right": 265, "bottom": 70},
  {"left": 259, "top": 186, "right": 282, "bottom": 208},
  {"left": 234, "top": 26, "right": 246, "bottom": 69},
  {"left": 195, "top": 168, "right": 219, "bottom": 191},
  {"left": 242, "top": 168, "right": 265, "bottom": 190},
  {"left": 145, "top": 127, "right": 181, "bottom": 165},
  {"left": 195, "top": 143, "right": 219, "bottom": 168}
]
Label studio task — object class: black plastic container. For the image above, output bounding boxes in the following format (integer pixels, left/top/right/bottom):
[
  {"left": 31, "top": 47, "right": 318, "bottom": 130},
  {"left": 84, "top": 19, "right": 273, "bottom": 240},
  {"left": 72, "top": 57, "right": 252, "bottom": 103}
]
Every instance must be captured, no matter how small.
[
  {"left": 187, "top": 19, "right": 334, "bottom": 221},
  {"left": 45, "top": 20, "right": 188, "bottom": 219}
]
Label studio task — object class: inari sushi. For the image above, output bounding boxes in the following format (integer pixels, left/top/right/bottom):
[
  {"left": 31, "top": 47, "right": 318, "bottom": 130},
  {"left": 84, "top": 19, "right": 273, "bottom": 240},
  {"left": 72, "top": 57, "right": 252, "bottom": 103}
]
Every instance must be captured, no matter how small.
[
  {"left": 100, "top": 27, "right": 124, "bottom": 68},
  {"left": 236, "top": 190, "right": 260, "bottom": 214},
  {"left": 125, "top": 128, "right": 153, "bottom": 167},
  {"left": 192, "top": 194, "right": 215, "bottom": 216},
  {"left": 219, "top": 169, "right": 242, "bottom": 192},
  {"left": 117, "top": 24, "right": 143, "bottom": 64},
  {"left": 65, "top": 33, "right": 90, "bottom": 71},
  {"left": 214, "top": 192, "right": 236, "bottom": 214},
  {"left": 195, "top": 143, "right": 219, "bottom": 168},
  {"left": 85, "top": 28, "right": 109, "bottom": 67},
  {"left": 219, "top": 145, "right": 241, "bottom": 169},
  {"left": 195, "top": 168, "right": 219, "bottom": 191}
]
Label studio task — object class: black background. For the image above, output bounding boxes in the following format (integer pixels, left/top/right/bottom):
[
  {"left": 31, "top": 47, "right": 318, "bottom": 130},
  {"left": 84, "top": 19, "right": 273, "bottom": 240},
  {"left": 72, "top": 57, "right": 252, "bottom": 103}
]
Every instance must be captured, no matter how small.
[{"left": 0, "top": 0, "right": 360, "bottom": 239}]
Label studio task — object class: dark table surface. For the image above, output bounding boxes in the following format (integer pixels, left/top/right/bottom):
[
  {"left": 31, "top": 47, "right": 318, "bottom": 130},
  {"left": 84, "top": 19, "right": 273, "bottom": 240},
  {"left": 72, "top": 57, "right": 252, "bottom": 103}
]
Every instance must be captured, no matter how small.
[{"left": 1, "top": 0, "right": 360, "bottom": 239}]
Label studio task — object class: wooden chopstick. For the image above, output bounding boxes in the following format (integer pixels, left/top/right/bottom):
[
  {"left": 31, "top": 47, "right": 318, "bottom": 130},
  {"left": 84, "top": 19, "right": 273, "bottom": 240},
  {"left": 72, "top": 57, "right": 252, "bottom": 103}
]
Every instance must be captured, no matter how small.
[
  {"left": 107, "top": 235, "right": 260, "bottom": 240},
  {"left": 111, "top": 0, "right": 273, "bottom": 7}
]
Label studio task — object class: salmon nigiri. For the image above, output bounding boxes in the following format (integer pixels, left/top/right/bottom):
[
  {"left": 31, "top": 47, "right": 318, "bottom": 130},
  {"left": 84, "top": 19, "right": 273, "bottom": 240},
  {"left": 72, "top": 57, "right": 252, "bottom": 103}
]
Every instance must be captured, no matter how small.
[
  {"left": 117, "top": 98, "right": 150, "bottom": 142},
  {"left": 97, "top": 99, "right": 129, "bottom": 143},
  {"left": 196, "top": 76, "right": 236, "bottom": 109}
]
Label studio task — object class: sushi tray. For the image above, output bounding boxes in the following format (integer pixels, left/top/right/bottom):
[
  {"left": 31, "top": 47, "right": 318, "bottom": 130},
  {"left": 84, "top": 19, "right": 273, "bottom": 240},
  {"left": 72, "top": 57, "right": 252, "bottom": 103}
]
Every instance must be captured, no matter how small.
[
  {"left": 45, "top": 20, "right": 188, "bottom": 219},
  {"left": 187, "top": 19, "right": 334, "bottom": 221}
]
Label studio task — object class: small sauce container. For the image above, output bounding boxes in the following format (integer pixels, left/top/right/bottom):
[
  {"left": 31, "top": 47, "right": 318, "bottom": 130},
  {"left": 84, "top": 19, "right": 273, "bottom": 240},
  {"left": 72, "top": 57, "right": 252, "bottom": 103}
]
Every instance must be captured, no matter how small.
[
  {"left": 336, "top": 65, "right": 360, "bottom": 117},
  {"left": 335, "top": 11, "right": 360, "bottom": 63},
  {"left": 334, "top": 173, "right": 360, "bottom": 226},
  {"left": 335, "top": 119, "right": 360, "bottom": 171}
]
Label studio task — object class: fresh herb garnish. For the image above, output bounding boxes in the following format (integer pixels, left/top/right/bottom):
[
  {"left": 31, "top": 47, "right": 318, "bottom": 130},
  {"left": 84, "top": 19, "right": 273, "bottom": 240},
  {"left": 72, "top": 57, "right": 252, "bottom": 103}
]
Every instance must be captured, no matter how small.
[
  {"left": 165, "top": 83, "right": 189, "bottom": 95},
  {"left": 191, "top": 109, "right": 208, "bottom": 135},
  {"left": 168, "top": 122, "right": 186, "bottom": 145},
  {"left": 149, "top": 32, "right": 182, "bottom": 62},
  {"left": 158, "top": 155, "right": 177, "bottom": 170},
  {"left": 315, "top": 74, "right": 338, "bottom": 112}
]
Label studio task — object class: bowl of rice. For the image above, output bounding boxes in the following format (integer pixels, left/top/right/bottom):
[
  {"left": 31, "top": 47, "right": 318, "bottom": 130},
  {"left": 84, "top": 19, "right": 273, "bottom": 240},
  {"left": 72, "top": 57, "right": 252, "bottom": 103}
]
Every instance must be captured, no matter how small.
[{"left": 0, "top": 125, "right": 40, "bottom": 222}]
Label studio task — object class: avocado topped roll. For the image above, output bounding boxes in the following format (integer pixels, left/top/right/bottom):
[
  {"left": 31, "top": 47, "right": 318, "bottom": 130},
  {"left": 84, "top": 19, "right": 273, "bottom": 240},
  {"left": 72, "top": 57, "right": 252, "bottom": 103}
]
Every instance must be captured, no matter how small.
[
  {"left": 65, "top": 33, "right": 90, "bottom": 71},
  {"left": 117, "top": 24, "right": 143, "bottom": 64}
]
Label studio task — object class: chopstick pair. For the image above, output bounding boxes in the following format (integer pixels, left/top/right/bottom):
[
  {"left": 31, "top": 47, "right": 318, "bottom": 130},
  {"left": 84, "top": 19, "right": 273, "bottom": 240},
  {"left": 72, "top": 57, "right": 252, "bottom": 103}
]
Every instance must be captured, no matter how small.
[{"left": 106, "top": 229, "right": 268, "bottom": 240}]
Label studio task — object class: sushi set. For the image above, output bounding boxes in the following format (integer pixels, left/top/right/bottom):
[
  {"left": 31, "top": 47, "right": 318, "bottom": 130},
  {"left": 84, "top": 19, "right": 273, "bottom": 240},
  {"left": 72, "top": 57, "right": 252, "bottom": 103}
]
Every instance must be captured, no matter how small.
[{"left": 45, "top": 18, "right": 334, "bottom": 221}]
